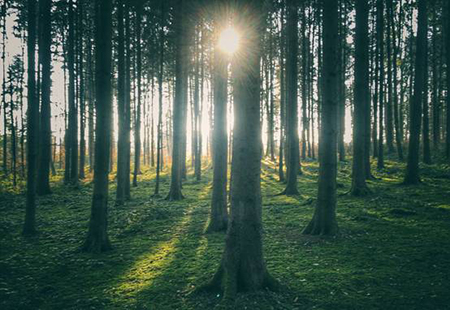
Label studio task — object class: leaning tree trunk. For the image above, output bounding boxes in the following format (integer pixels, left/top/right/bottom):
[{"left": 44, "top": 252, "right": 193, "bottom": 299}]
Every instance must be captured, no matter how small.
[
  {"left": 351, "top": 0, "right": 370, "bottom": 196},
  {"left": 23, "top": 0, "right": 38, "bottom": 235},
  {"left": 36, "top": 0, "right": 52, "bottom": 195},
  {"left": 207, "top": 19, "right": 229, "bottom": 233},
  {"left": 303, "top": 0, "right": 339, "bottom": 236},
  {"left": 205, "top": 0, "right": 279, "bottom": 299},
  {"left": 404, "top": 0, "right": 427, "bottom": 184},
  {"left": 82, "top": 0, "right": 113, "bottom": 253},
  {"left": 282, "top": 0, "right": 300, "bottom": 195}
]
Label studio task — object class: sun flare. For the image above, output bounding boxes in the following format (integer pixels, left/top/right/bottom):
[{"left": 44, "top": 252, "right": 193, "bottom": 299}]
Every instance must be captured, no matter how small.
[{"left": 218, "top": 27, "right": 240, "bottom": 55}]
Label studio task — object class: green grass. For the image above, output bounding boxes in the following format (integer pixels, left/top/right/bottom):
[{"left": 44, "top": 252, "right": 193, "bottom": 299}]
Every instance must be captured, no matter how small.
[{"left": 1, "top": 159, "right": 450, "bottom": 309}]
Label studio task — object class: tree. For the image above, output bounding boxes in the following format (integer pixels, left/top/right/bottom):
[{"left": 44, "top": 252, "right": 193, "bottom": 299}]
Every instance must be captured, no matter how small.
[
  {"left": 83, "top": 0, "right": 113, "bottom": 253},
  {"left": 303, "top": 0, "right": 339, "bottom": 236},
  {"left": 133, "top": 4, "right": 143, "bottom": 187},
  {"left": 447, "top": 0, "right": 450, "bottom": 160},
  {"left": 36, "top": 0, "right": 52, "bottom": 195},
  {"left": 166, "top": 0, "right": 187, "bottom": 201},
  {"left": 377, "top": 0, "right": 385, "bottom": 170},
  {"left": 351, "top": 0, "right": 370, "bottom": 196},
  {"left": 281, "top": 0, "right": 299, "bottom": 195},
  {"left": 23, "top": 0, "right": 38, "bottom": 235},
  {"left": 207, "top": 17, "right": 228, "bottom": 233},
  {"left": 404, "top": 0, "right": 427, "bottom": 185},
  {"left": 204, "top": 0, "right": 279, "bottom": 298}
]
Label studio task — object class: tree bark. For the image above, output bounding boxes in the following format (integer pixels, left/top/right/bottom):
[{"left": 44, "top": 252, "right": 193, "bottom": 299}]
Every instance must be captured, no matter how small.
[
  {"left": 404, "top": 0, "right": 427, "bottom": 184},
  {"left": 83, "top": 0, "right": 113, "bottom": 253},
  {"left": 205, "top": 0, "right": 278, "bottom": 298},
  {"left": 23, "top": 0, "right": 38, "bottom": 235},
  {"left": 351, "top": 0, "right": 370, "bottom": 196},
  {"left": 282, "top": 0, "right": 300, "bottom": 195},
  {"left": 133, "top": 5, "right": 142, "bottom": 187},
  {"left": 303, "top": 0, "right": 339, "bottom": 236},
  {"left": 36, "top": 0, "right": 52, "bottom": 195},
  {"left": 376, "top": 0, "right": 384, "bottom": 169}
]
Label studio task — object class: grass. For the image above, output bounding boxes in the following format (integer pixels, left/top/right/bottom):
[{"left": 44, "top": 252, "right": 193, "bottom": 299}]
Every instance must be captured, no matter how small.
[{"left": 1, "top": 158, "right": 450, "bottom": 309}]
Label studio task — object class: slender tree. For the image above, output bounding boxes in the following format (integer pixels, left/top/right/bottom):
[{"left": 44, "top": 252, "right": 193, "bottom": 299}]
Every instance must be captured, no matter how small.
[
  {"left": 376, "top": 0, "right": 384, "bottom": 169},
  {"left": 207, "top": 17, "right": 228, "bottom": 233},
  {"left": 351, "top": 0, "right": 370, "bottom": 196},
  {"left": 133, "top": 4, "right": 142, "bottom": 187},
  {"left": 23, "top": 0, "right": 38, "bottom": 235},
  {"left": 303, "top": 0, "right": 339, "bottom": 236},
  {"left": 281, "top": 0, "right": 299, "bottom": 195},
  {"left": 404, "top": 0, "right": 427, "bottom": 184},
  {"left": 36, "top": 0, "right": 52, "bottom": 195},
  {"left": 83, "top": 0, "right": 113, "bottom": 252}
]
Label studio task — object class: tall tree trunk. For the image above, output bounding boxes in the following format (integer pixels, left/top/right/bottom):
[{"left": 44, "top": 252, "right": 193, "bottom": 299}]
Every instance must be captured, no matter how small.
[
  {"left": 36, "top": 0, "right": 52, "bottom": 195},
  {"left": 351, "top": 0, "right": 370, "bottom": 196},
  {"left": 154, "top": 1, "right": 164, "bottom": 196},
  {"left": 205, "top": 0, "right": 278, "bottom": 298},
  {"left": 385, "top": 0, "right": 395, "bottom": 154},
  {"left": 377, "top": 0, "right": 384, "bottom": 169},
  {"left": 1, "top": 0, "right": 7, "bottom": 175},
  {"left": 83, "top": 0, "right": 113, "bottom": 252},
  {"left": 166, "top": 0, "right": 186, "bottom": 200},
  {"left": 23, "top": 0, "right": 38, "bottom": 235},
  {"left": 303, "top": 0, "right": 339, "bottom": 236},
  {"left": 116, "top": 0, "right": 127, "bottom": 204},
  {"left": 124, "top": 4, "right": 131, "bottom": 199},
  {"left": 404, "top": 0, "right": 427, "bottom": 184},
  {"left": 133, "top": 5, "right": 142, "bottom": 187},
  {"left": 207, "top": 19, "right": 228, "bottom": 233},
  {"left": 68, "top": 0, "right": 78, "bottom": 184},
  {"left": 78, "top": 0, "right": 86, "bottom": 179},
  {"left": 282, "top": 0, "right": 300, "bottom": 195},
  {"left": 422, "top": 36, "right": 431, "bottom": 165},
  {"left": 278, "top": 2, "right": 285, "bottom": 182},
  {"left": 446, "top": 0, "right": 450, "bottom": 160}
]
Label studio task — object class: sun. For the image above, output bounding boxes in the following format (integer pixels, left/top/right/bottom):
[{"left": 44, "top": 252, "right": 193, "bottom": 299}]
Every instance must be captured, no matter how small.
[{"left": 218, "top": 27, "right": 240, "bottom": 55}]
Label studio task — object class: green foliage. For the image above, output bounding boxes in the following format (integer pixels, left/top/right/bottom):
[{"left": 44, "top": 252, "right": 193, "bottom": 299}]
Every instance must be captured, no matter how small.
[{"left": 1, "top": 160, "right": 450, "bottom": 309}]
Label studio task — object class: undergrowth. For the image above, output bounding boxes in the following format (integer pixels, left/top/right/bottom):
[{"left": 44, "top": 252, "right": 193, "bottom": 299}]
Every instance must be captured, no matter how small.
[{"left": 1, "top": 158, "right": 449, "bottom": 309}]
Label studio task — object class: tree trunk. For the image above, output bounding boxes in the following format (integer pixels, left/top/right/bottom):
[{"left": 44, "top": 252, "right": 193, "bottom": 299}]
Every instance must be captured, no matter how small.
[
  {"left": 23, "top": 0, "right": 38, "bottom": 235},
  {"left": 446, "top": 0, "right": 450, "bottom": 160},
  {"left": 404, "top": 0, "right": 427, "bottom": 184},
  {"left": 422, "top": 37, "right": 431, "bottom": 165},
  {"left": 282, "top": 0, "right": 299, "bottom": 195},
  {"left": 385, "top": 0, "right": 395, "bottom": 154},
  {"left": 116, "top": 0, "right": 127, "bottom": 204},
  {"left": 83, "top": 0, "right": 113, "bottom": 252},
  {"left": 351, "top": 0, "right": 370, "bottom": 196},
  {"left": 207, "top": 19, "right": 228, "bottom": 233},
  {"left": 377, "top": 0, "right": 384, "bottom": 169},
  {"left": 205, "top": 0, "right": 278, "bottom": 298},
  {"left": 303, "top": 0, "right": 339, "bottom": 236},
  {"left": 166, "top": 0, "right": 187, "bottom": 201},
  {"left": 68, "top": 0, "right": 78, "bottom": 184},
  {"left": 78, "top": 0, "right": 86, "bottom": 179},
  {"left": 36, "top": 0, "right": 52, "bottom": 195},
  {"left": 133, "top": 5, "right": 142, "bottom": 187}
]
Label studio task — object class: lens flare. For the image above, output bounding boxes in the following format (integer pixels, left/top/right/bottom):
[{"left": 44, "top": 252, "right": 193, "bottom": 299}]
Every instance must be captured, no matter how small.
[{"left": 218, "top": 27, "right": 240, "bottom": 55}]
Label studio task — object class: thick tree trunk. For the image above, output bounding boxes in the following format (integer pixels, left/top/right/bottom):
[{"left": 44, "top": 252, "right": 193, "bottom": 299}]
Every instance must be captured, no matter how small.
[
  {"left": 303, "top": 0, "right": 339, "bottom": 236},
  {"left": 351, "top": 0, "right": 370, "bottom": 196},
  {"left": 206, "top": 0, "right": 278, "bottom": 298},
  {"left": 447, "top": 0, "right": 450, "bottom": 160},
  {"left": 404, "top": 0, "right": 427, "bottom": 184},
  {"left": 83, "top": 0, "right": 113, "bottom": 252},
  {"left": 36, "top": 0, "right": 52, "bottom": 195},
  {"left": 23, "top": 0, "right": 38, "bottom": 235},
  {"left": 282, "top": 0, "right": 299, "bottom": 195}
]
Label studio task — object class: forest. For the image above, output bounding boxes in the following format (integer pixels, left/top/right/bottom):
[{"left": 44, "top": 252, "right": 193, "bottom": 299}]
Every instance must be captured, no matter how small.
[{"left": 0, "top": 0, "right": 449, "bottom": 309}]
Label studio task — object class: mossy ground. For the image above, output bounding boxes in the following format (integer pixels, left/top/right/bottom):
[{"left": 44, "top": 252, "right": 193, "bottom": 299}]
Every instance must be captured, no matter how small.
[{"left": 1, "top": 158, "right": 450, "bottom": 309}]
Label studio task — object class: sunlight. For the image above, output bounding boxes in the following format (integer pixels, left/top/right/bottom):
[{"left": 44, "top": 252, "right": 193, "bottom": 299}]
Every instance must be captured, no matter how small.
[{"left": 218, "top": 26, "right": 240, "bottom": 55}]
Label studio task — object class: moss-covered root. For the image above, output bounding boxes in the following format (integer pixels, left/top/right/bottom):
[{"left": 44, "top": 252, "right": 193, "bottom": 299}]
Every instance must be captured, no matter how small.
[
  {"left": 350, "top": 184, "right": 372, "bottom": 197},
  {"left": 197, "top": 260, "right": 280, "bottom": 302},
  {"left": 302, "top": 208, "right": 339, "bottom": 236}
]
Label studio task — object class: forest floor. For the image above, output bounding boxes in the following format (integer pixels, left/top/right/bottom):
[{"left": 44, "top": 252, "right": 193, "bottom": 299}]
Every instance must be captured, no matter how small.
[{"left": 1, "top": 158, "right": 450, "bottom": 310}]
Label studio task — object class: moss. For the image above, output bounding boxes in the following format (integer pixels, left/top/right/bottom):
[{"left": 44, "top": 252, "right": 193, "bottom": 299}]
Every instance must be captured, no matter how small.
[{"left": 1, "top": 161, "right": 450, "bottom": 309}]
